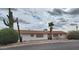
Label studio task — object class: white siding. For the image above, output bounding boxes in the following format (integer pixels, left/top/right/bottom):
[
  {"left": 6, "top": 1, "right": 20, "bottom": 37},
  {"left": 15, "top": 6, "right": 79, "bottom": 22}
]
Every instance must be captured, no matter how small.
[
  {"left": 21, "top": 34, "right": 67, "bottom": 41},
  {"left": 58, "top": 34, "right": 66, "bottom": 39},
  {"left": 21, "top": 34, "right": 48, "bottom": 41},
  {"left": 50, "top": 34, "right": 66, "bottom": 40}
]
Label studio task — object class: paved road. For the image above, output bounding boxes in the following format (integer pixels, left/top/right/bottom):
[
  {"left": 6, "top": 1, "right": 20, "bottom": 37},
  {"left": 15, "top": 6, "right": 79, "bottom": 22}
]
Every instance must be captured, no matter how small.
[{"left": 1, "top": 41, "right": 79, "bottom": 50}]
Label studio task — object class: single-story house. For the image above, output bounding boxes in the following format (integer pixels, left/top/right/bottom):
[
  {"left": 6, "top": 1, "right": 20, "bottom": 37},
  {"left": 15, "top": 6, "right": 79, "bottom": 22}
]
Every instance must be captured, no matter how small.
[{"left": 18, "top": 30, "right": 67, "bottom": 41}]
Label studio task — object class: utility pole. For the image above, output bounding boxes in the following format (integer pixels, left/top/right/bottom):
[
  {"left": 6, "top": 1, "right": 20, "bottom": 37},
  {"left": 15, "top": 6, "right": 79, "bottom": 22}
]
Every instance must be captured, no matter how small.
[
  {"left": 76, "top": 25, "right": 78, "bottom": 31},
  {"left": 16, "top": 18, "right": 22, "bottom": 42}
]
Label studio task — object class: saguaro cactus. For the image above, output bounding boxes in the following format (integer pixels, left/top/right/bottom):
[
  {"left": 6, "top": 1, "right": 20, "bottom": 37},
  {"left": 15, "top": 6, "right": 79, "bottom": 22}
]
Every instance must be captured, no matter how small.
[{"left": 3, "top": 8, "right": 16, "bottom": 29}]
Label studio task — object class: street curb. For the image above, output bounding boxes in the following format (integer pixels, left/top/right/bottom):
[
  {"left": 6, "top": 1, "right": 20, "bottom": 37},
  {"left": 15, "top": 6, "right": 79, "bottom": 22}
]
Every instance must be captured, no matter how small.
[{"left": 0, "top": 40, "right": 78, "bottom": 49}]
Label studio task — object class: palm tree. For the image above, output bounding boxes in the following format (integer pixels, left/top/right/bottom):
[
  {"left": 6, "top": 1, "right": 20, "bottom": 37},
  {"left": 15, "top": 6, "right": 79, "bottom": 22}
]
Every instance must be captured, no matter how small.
[{"left": 48, "top": 22, "right": 54, "bottom": 40}]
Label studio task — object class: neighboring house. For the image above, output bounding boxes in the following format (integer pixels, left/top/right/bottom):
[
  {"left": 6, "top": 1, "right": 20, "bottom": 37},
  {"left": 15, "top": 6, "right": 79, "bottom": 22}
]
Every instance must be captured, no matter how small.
[{"left": 19, "top": 30, "right": 67, "bottom": 41}]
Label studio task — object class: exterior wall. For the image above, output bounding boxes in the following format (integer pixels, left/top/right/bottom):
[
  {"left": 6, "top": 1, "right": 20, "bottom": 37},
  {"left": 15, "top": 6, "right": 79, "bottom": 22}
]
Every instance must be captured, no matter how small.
[
  {"left": 52, "top": 35, "right": 59, "bottom": 39},
  {"left": 21, "top": 34, "right": 48, "bottom": 41},
  {"left": 21, "top": 34, "right": 67, "bottom": 41},
  {"left": 48, "top": 34, "right": 67, "bottom": 40},
  {"left": 35, "top": 34, "right": 48, "bottom": 40},
  {"left": 59, "top": 34, "right": 67, "bottom": 39},
  {"left": 52, "top": 34, "right": 67, "bottom": 39}
]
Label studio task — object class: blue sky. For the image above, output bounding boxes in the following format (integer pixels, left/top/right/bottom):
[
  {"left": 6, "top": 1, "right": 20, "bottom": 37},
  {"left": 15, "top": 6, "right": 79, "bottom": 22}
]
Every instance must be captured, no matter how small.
[{"left": 0, "top": 8, "right": 79, "bottom": 32}]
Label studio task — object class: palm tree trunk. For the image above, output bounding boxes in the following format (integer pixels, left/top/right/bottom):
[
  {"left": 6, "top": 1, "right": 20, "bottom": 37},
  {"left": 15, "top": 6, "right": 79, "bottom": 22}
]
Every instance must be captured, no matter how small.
[{"left": 49, "top": 27, "right": 52, "bottom": 40}]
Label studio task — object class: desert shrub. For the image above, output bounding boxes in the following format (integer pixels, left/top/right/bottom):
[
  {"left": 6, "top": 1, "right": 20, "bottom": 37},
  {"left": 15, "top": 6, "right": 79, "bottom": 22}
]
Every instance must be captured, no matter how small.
[
  {"left": 0, "top": 28, "right": 18, "bottom": 45},
  {"left": 67, "top": 31, "right": 79, "bottom": 40}
]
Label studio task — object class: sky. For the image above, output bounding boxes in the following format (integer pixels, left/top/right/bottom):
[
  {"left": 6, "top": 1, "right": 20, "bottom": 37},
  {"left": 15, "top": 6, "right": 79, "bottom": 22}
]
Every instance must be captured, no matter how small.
[{"left": 0, "top": 8, "right": 79, "bottom": 32}]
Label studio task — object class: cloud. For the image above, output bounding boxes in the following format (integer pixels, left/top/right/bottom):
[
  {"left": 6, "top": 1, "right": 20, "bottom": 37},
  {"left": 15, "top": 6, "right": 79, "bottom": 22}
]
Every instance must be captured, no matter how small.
[
  {"left": 47, "top": 8, "right": 79, "bottom": 15},
  {"left": 47, "top": 8, "right": 66, "bottom": 16},
  {"left": 67, "top": 8, "right": 79, "bottom": 15},
  {"left": 1, "top": 8, "right": 79, "bottom": 31},
  {"left": 0, "top": 8, "right": 17, "bottom": 11},
  {"left": 32, "top": 15, "right": 41, "bottom": 20},
  {"left": 18, "top": 19, "right": 31, "bottom": 24}
]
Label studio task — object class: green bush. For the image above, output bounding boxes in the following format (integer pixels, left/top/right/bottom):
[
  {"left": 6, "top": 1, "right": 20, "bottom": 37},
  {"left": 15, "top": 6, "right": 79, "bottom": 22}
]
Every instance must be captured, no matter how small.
[
  {"left": 0, "top": 28, "right": 18, "bottom": 45},
  {"left": 67, "top": 31, "right": 79, "bottom": 40}
]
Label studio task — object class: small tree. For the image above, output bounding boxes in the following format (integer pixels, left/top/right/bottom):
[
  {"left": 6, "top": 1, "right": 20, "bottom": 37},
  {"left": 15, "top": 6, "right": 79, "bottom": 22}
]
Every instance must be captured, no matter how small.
[
  {"left": 48, "top": 22, "right": 54, "bottom": 40},
  {"left": 67, "top": 31, "right": 79, "bottom": 40}
]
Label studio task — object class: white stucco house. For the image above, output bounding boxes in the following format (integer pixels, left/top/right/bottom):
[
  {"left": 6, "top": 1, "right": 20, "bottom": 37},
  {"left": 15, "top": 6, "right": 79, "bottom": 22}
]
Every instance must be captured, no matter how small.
[{"left": 19, "top": 30, "right": 67, "bottom": 41}]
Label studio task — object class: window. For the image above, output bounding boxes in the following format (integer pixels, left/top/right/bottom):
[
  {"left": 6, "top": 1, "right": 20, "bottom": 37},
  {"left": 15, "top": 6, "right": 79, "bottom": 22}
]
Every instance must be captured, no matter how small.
[
  {"left": 30, "top": 34, "right": 34, "bottom": 37},
  {"left": 36, "top": 34, "right": 43, "bottom": 38},
  {"left": 53, "top": 34, "right": 58, "bottom": 37},
  {"left": 60, "top": 34, "right": 62, "bottom": 36}
]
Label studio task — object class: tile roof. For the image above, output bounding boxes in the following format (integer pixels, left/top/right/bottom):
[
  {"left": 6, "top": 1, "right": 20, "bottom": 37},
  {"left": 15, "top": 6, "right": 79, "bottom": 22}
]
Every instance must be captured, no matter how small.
[{"left": 17, "top": 30, "right": 67, "bottom": 35}]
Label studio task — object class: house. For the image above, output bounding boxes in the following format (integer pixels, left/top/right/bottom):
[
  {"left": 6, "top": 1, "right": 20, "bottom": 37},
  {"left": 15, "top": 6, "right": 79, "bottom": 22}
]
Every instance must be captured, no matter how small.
[{"left": 19, "top": 30, "right": 67, "bottom": 41}]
